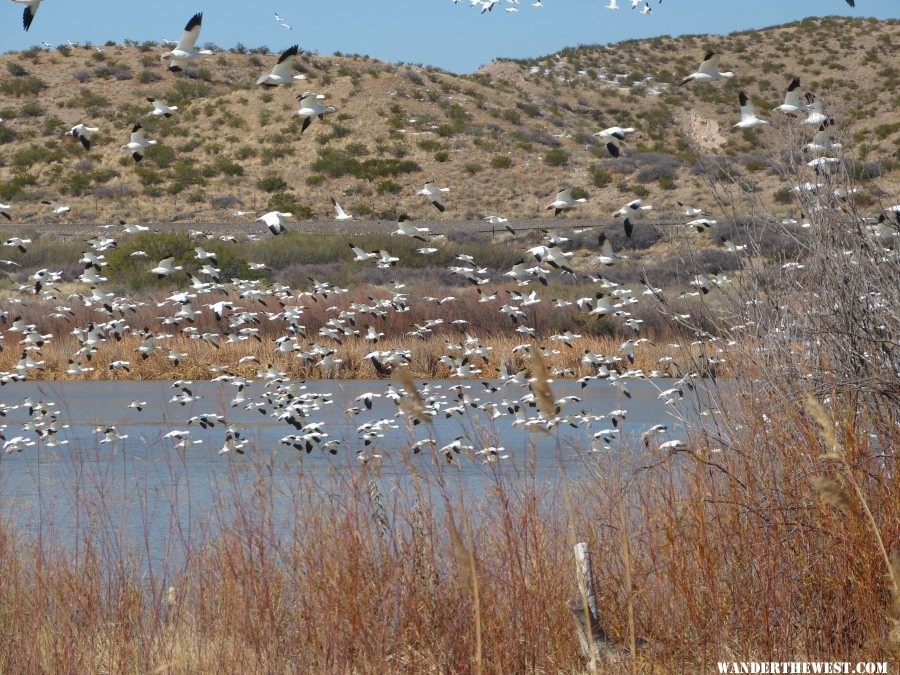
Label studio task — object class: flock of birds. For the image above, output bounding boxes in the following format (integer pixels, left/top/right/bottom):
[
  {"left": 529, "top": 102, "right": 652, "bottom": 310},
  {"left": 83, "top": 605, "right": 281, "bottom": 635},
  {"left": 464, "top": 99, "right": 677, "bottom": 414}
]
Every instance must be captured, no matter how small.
[
  {"left": 452, "top": 0, "right": 858, "bottom": 17},
  {"left": 0, "top": 3, "right": 895, "bottom": 465}
]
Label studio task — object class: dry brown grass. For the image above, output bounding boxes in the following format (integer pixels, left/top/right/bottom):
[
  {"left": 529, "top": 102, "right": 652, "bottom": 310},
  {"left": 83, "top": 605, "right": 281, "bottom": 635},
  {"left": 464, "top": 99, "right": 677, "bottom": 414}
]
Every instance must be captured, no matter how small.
[
  {"left": 0, "top": 390, "right": 895, "bottom": 673},
  {"left": 0, "top": 331, "right": 688, "bottom": 381}
]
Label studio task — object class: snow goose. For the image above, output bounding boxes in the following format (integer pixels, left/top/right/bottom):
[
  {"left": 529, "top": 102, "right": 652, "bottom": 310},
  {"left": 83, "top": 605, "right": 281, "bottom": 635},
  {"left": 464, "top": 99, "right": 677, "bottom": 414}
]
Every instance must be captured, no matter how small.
[
  {"left": 161, "top": 12, "right": 212, "bottom": 72},
  {"left": 802, "top": 93, "right": 828, "bottom": 126},
  {"left": 147, "top": 98, "right": 178, "bottom": 118},
  {"left": 331, "top": 197, "right": 352, "bottom": 221},
  {"left": 546, "top": 188, "right": 586, "bottom": 216},
  {"left": 64, "top": 123, "right": 99, "bottom": 151},
  {"left": 613, "top": 198, "right": 653, "bottom": 238},
  {"left": 677, "top": 202, "right": 703, "bottom": 217},
  {"left": 150, "top": 257, "right": 183, "bottom": 279},
  {"left": 292, "top": 92, "right": 336, "bottom": 134},
  {"left": 593, "top": 126, "right": 635, "bottom": 158},
  {"left": 416, "top": 180, "right": 449, "bottom": 212},
  {"left": 256, "top": 45, "right": 306, "bottom": 87},
  {"left": 679, "top": 52, "right": 734, "bottom": 86},
  {"left": 0, "top": 203, "right": 10, "bottom": 221},
  {"left": 605, "top": 0, "right": 619, "bottom": 8},
  {"left": 687, "top": 218, "right": 716, "bottom": 233},
  {"left": 392, "top": 214, "right": 430, "bottom": 241},
  {"left": 257, "top": 211, "right": 292, "bottom": 235},
  {"left": 349, "top": 244, "right": 378, "bottom": 263},
  {"left": 41, "top": 200, "right": 70, "bottom": 215},
  {"left": 4, "top": 237, "right": 29, "bottom": 252},
  {"left": 11, "top": 0, "right": 40, "bottom": 31},
  {"left": 804, "top": 118, "right": 841, "bottom": 155},
  {"left": 774, "top": 77, "right": 807, "bottom": 116},
  {"left": 592, "top": 233, "right": 628, "bottom": 266},
  {"left": 733, "top": 92, "right": 769, "bottom": 129},
  {"left": 274, "top": 11, "right": 292, "bottom": 30},
  {"left": 120, "top": 124, "right": 158, "bottom": 162}
]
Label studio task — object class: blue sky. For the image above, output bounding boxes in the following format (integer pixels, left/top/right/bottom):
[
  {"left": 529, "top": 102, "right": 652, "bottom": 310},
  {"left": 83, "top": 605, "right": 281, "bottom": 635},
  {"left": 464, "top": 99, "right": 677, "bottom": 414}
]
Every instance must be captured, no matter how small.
[{"left": 1, "top": 0, "right": 897, "bottom": 72}]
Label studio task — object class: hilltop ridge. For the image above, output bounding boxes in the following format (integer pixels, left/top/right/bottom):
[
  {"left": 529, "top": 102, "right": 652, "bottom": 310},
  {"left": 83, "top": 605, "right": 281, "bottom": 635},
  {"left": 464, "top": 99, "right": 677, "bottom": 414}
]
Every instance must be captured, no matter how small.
[{"left": 0, "top": 15, "right": 897, "bottom": 224}]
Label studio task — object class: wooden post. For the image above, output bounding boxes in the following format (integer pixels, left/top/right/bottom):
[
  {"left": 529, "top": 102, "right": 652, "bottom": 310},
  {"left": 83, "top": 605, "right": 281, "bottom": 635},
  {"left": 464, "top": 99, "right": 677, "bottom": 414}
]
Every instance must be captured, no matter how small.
[{"left": 567, "top": 542, "right": 612, "bottom": 670}]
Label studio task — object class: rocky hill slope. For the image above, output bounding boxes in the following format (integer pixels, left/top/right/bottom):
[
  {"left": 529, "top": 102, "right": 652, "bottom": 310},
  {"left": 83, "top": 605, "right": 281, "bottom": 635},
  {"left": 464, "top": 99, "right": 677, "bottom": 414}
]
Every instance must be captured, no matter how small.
[{"left": 0, "top": 15, "right": 897, "bottom": 225}]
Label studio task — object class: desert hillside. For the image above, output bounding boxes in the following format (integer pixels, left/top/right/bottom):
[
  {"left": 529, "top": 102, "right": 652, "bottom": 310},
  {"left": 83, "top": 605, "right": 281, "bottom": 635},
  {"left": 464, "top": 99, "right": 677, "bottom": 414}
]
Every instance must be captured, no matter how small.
[{"left": 0, "top": 15, "right": 898, "bottom": 224}]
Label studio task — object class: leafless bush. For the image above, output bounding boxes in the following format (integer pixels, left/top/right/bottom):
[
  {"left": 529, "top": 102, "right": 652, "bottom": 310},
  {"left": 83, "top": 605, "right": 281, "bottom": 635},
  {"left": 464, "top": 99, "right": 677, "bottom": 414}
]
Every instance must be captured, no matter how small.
[
  {"left": 669, "top": 123, "right": 899, "bottom": 430},
  {"left": 210, "top": 195, "right": 241, "bottom": 209},
  {"left": 94, "top": 183, "right": 134, "bottom": 199}
]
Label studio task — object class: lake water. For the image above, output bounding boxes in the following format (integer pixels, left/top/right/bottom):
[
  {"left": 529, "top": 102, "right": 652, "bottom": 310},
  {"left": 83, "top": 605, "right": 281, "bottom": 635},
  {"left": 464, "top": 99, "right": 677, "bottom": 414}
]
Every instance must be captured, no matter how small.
[{"left": 0, "top": 379, "right": 704, "bottom": 574}]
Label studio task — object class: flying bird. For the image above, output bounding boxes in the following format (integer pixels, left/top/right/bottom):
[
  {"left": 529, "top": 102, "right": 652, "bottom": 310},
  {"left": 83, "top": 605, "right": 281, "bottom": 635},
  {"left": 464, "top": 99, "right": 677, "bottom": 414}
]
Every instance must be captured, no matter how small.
[
  {"left": 41, "top": 200, "right": 71, "bottom": 215},
  {"left": 274, "top": 12, "right": 292, "bottom": 30},
  {"left": 256, "top": 45, "right": 306, "bottom": 87},
  {"left": 593, "top": 126, "right": 635, "bottom": 158},
  {"left": 292, "top": 92, "right": 336, "bottom": 134},
  {"left": 773, "top": 77, "right": 807, "bottom": 116},
  {"left": 120, "top": 124, "right": 158, "bottom": 162},
  {"left": 613, "top": 199, "right": 653, "bottom": 238},
  {"left": 416, "top": 180, "right": 450, "bottom": 213},
  {"left": 147, "top": 98, "right": 178, "bottom": 118},
  {"left": 733, "top": 92, "right": 769, "bottom": 129},
  {"left": 11, "top": 0, "right": 41, "bottom": 31},
  {"left": 257, "top": 211, "right": 292, "bottom": 235},
  {"left": 161, "top": 12, "right": 212, "bottom": 72},
  {"left": 679, "top": 52, "right": 734, "bottom": 86},
  {"left": 64, "top": 123, "right": 99, "bottom": 151},
  {"left": 546, "top": 188, "right": 586, "bottom": 216},
  {"left": 149, "top": 257, "right": 183, "bottom": 279},
  {"left": 331, "top": 198, "right": 352, "bottom": 221}
]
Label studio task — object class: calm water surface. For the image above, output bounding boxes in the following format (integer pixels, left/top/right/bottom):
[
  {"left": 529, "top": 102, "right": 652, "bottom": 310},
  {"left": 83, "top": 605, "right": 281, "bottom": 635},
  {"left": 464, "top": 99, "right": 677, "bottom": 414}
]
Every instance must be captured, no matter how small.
[{"left": 0, "top": 379, "right": 705, "bottom": 573}]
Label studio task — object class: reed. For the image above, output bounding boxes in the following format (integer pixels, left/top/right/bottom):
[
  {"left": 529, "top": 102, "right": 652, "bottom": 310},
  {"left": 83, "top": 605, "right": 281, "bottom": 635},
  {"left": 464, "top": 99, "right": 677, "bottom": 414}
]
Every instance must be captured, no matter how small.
[{"left": 0, "top": 331, "right": 695, "bottom": 381}]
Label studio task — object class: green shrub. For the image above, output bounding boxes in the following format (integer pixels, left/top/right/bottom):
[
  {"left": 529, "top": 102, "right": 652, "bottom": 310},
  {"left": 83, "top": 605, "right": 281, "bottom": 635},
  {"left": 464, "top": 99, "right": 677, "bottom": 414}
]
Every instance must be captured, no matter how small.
[
  {"left": 0, "top": 75, "right": 45, "bottom": 97},
  {"left": 773, "top": 187, "right": 793, "bottom": 204},
  {"left": 0, "top": 124, "right": 18, "bottom": 145},
  {"left": 6, "top": 62, "right": 28, "bottom": 77},
  {"left": 64, "top": 88, "right": 110, "bottom": 111},
  {"left": 434, "top": 151, "right": 449, "bottom": 163},
  {"left": 144, "top": 145, "right": 176, "bottom": 169},
  {"left": 138, "top": 70, "right": 162, "bottom": 84},
  {"left": 134, "top": 167, "right": 163, "bottom": 186},
  {"left": 61, "top": 171, "right": 93, "bottom": 196},
  {"left": 20, "top": 101, "right": 43, "bottom": 117},
  {"left": 490, "top": 155, "right": 512, "bottom": 169},
  {"left": 417, "top": 139, "right": 442, "bottom": 152},
  {"left": 312, "top": 147, "right": 420, "bottom": 181},
  {"left": 376, "top": 180, "right": 401, "bottom": 195},
  {"left": 543, "top": 148, "right": 568, "bottom": 167},
  {"left": 257, "top": 175, "right": 288, "bottom": 193},
  {"left": 267, "top": 192, "right": 313, "bottom": 218},
  {"left": 0, "top": 171, "right": 38, "bottom": 200},
  {"left": 592, "top": 168, "right": 610, "bottom": 188},
  {"left": 214, "top": 158, "right": 244, "bottom": 177},
  {"left": 105, "top": 230, "right": 253, "bottom": 291}
]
